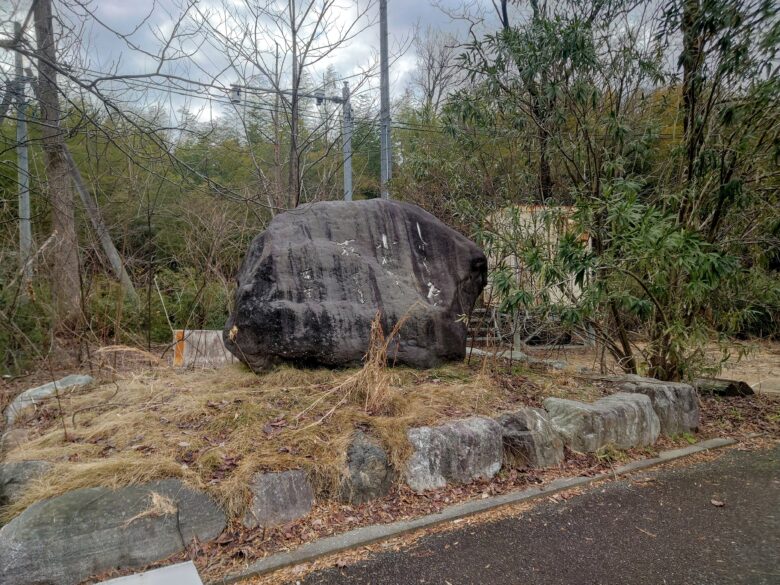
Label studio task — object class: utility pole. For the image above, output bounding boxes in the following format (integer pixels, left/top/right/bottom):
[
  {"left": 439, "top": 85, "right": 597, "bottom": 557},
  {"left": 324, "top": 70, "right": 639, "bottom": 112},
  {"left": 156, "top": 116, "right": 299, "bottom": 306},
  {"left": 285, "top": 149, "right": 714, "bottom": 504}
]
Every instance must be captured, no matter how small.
[
  {"left": 379, "top": 0, "right": 391, "bottom": 199},
  {"left": 342, "top": 81, "right": 353, "bottom": 201},
  {"left": 289, "top": 0, "right": 300, "bottom": 208},
  {"left": 14, "top": 22, "right": 32, "bottom": 289},
  {"left": 273, "top": 43, "right": 282, "bottom": 211}
]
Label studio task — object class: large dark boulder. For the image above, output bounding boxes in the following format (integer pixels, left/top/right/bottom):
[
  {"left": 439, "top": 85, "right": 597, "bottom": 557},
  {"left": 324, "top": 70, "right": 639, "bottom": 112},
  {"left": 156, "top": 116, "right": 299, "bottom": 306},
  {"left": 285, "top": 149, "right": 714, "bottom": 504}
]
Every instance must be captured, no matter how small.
[{"left": 224, "top": 200, "right": 487, "bottom": 369}]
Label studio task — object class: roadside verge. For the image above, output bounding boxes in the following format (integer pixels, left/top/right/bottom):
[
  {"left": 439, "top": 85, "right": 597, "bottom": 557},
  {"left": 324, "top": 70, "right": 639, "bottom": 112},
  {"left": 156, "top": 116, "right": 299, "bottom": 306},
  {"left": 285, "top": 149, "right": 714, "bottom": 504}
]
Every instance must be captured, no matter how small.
[{"left": 219, "top": 437, "right": 737, "bottom": 584}]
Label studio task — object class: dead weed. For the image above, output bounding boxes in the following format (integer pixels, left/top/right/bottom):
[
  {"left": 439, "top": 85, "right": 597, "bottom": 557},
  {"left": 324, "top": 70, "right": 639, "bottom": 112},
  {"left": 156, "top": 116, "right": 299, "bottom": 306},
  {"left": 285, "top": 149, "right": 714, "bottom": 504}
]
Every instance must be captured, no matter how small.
[{"left": 2, "top": 352, "right": 530, "bottom": 523}]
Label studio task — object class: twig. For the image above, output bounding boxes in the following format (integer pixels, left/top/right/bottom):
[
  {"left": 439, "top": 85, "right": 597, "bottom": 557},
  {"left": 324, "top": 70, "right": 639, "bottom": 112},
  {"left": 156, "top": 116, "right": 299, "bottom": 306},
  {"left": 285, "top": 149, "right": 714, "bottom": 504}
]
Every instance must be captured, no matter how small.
[
  {"left": 154, "top": 275, "right": 174, "bottom": 334},
  {"left": 71, "top": 402, "right": 130, "bottom": 427},
  {"left": 635, "top": 526, "right": 657, "bottom": 538},
  {"left": 6, "top": 231, "right": 58, "bottom": 291}
]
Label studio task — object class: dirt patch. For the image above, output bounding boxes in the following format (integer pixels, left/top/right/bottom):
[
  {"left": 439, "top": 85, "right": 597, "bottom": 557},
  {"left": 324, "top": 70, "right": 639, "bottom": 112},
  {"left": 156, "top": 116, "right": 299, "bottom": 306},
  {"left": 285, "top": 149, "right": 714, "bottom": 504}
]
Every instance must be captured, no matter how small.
[
  {"left": 717, "top": 341, "right": 780, "bottom": 395},
  {"left": 520, "top": 340, "right": 780, "bottom": 395},
  {"left": 698, "top": 393, "right": 780, "bottom": 440}
]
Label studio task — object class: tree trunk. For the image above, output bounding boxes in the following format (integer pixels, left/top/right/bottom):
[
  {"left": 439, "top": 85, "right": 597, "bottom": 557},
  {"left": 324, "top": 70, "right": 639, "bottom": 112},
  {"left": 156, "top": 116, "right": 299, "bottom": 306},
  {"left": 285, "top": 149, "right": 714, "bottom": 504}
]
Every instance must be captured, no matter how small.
[
  {"left": 528, "top": 5, "right": 553, "bottom": 203},
  {"left": 499, "top": 0, "right": 510, "bottom": 30},
  {"left": 34, "top": 0, "right": 82, "bottom": 327},
  {"left": 609, "top": 299, "right": 637, "bottom": 375},
  {"left": 538, "top": 124, "right": 552, "bottom": 202},
  {"left": 64, "top": 147, "right": 139, "bottom": 304},
  {"left": 679, "top": 0, "right": 702, "bottom": 224}
]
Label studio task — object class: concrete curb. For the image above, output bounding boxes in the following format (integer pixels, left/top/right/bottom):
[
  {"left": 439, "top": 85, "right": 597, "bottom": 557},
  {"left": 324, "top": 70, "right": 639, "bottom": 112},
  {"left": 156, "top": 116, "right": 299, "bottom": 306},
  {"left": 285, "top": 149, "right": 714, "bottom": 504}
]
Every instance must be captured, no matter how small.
[{"left": 218, "top": 437, "right": 737, "bottom": 584}]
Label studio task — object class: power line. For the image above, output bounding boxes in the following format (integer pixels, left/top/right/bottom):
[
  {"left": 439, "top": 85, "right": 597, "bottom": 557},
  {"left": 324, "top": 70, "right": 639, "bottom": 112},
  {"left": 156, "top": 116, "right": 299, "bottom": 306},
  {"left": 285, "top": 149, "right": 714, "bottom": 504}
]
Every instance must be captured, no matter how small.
[
  {"left": 46, "top": 66, "right": 503, "bottom": 137},
  {"left": 54, "top": 76, "right": 514, "bottom": 138},
  {"left": 65, "top": 66, "right": 693, "bottom": 139},
  {"left": 5, "top": 64, "right": 691, "bottom": 154}
]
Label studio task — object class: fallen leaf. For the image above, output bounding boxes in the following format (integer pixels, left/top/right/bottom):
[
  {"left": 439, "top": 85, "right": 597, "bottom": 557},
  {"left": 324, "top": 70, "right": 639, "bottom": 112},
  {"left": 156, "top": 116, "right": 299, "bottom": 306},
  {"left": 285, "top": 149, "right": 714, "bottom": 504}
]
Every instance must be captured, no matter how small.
[{"left": 633, "top": 478, "right": 656, "bottom": 484}]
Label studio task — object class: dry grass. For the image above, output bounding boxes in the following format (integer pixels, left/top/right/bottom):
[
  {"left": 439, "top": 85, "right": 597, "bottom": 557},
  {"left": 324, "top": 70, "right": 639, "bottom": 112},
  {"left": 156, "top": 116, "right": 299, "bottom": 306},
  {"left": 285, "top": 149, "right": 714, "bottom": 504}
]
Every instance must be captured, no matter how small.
[
  {"left": 2, "top": 352, "right": 526, "bottom": 523},
  {"left": 294, "top": 312, "right": 412, "bottom": 430},
  {"left": 15, "top": 333, "right": 762, "bottom": 528},
  {"left": 123, "top": 492, "right": 177, "bottom": 527},
  {"left": 346, "top": 311, "right": 408, "bottom": 416}
]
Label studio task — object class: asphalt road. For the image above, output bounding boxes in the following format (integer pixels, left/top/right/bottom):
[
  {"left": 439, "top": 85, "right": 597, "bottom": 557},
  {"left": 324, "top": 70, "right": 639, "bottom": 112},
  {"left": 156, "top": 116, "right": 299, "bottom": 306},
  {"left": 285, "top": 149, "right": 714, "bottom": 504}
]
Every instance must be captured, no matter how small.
[{"left": 301, "top": 445, "right": 780, "bottom": 585}]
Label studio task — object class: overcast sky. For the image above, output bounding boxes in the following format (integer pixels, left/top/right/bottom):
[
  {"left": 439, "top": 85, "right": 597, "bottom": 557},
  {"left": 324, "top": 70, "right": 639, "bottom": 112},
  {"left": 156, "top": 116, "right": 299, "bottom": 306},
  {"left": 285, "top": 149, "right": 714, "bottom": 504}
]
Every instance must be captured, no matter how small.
[{"left": 2, "top": 0, "right": 504, "bottom": 124}]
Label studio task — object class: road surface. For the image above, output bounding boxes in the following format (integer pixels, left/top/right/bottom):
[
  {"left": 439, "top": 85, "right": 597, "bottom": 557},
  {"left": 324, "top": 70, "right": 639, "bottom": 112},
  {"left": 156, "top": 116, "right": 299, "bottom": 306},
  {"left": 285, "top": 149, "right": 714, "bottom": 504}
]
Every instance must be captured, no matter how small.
[{"left": 301, "top": 445, "right": 780, "bottom": 585}]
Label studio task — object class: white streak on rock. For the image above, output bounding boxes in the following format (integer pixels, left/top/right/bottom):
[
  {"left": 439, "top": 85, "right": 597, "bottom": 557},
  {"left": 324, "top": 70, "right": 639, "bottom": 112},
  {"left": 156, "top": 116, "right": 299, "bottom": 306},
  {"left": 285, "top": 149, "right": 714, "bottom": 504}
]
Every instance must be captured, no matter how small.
[
  {"left": 416, "top": 222, "right": 426, "bottom": 244},
  {"left": 427, "top": 282, "right": 441, "bottom": 300}
]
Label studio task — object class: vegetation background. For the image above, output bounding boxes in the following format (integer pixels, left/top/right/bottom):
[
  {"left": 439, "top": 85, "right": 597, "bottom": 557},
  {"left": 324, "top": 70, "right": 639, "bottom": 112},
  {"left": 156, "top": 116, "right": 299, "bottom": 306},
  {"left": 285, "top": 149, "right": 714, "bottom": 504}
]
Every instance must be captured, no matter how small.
[{"left": 0, "top": 0, "right": 778, "bottom": 381}]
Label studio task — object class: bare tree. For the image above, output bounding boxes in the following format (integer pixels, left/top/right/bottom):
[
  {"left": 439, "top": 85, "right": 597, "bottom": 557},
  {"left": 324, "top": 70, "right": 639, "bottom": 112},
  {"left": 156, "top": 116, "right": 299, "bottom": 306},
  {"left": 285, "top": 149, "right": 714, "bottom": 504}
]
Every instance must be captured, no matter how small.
[
  {"left": 410, "top": 25, "right": 464, "bottom": 117},
  {"left": 0, "top": 0, "right": 386, "bottom": 354},
  {"left": 189, "top": 0, "right": 377, "bottom": 208}
]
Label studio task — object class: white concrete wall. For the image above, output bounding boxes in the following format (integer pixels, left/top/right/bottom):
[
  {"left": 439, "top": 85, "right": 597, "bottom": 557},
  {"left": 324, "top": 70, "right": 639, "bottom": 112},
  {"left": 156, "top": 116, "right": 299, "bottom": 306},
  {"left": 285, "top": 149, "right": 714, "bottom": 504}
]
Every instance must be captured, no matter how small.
[
  {"left": 173, "top": 330, "right": 236, "bottom": 368},
  {"left": 484, "top": 205, "right": 588, "bottom": 307}
]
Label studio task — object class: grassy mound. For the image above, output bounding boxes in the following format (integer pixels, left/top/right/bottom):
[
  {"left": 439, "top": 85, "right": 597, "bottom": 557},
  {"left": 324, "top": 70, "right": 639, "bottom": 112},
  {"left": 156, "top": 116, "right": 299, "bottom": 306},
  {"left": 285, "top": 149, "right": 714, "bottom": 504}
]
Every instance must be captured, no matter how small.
[{"left": 3, "top": 356, "right": 563, "bottom": 522}]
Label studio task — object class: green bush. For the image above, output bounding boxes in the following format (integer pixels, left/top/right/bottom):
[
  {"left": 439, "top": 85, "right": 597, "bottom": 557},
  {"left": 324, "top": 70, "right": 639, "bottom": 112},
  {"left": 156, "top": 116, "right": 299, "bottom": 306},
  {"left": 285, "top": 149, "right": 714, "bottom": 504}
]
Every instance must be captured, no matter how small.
[
  {"left": 83, "top": 270, "right": 233, "bottom": 346},
  {"left": 0, "top": 286, "right": 53, "bottom": 375}
]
